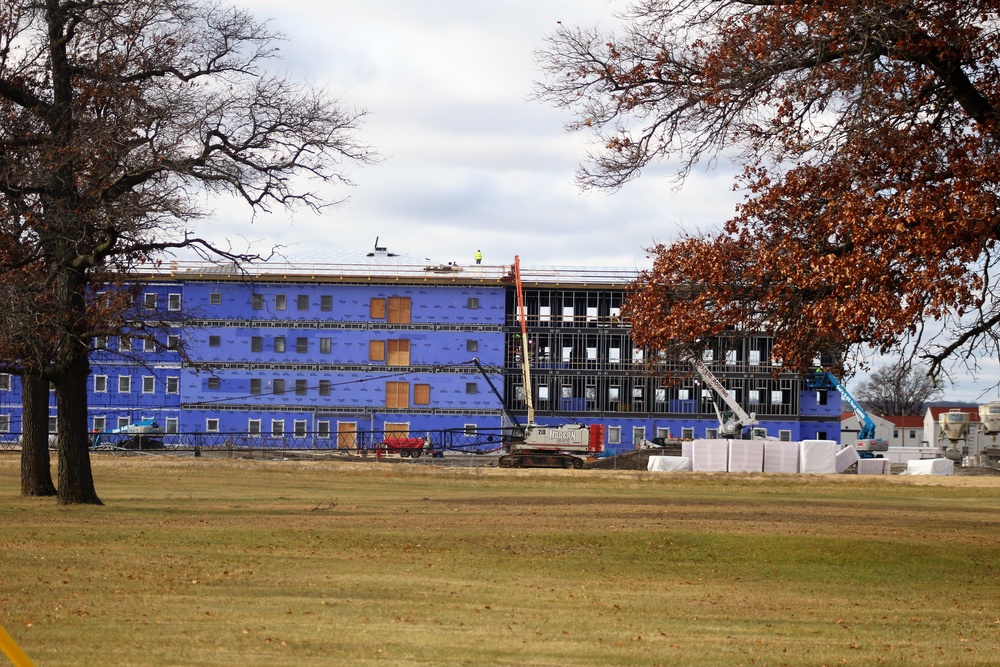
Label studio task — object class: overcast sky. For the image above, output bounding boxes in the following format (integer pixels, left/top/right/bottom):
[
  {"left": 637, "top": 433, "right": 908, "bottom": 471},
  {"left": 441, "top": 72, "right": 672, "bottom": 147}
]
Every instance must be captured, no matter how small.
[
  {"left": 202, "top": 0, "right": 739, "bottom": 270},
  {"left": 202, "top": 0, "right": 998, "bottom": 404}
]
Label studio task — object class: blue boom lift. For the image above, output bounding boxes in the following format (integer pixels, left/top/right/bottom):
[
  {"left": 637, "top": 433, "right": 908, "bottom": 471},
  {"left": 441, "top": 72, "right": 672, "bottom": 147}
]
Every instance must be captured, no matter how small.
[{"left": 805, "top": 370, "right": 888, "bottom": 457}]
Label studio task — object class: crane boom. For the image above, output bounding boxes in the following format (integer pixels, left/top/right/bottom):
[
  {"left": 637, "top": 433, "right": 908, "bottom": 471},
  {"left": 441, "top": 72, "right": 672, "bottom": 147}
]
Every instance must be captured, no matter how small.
[
  {"left": 689, "top": 357, "right": 758, "bottom": 437},
  {"left": 512, "top": 256, "right": 534, "bottom": 424}
]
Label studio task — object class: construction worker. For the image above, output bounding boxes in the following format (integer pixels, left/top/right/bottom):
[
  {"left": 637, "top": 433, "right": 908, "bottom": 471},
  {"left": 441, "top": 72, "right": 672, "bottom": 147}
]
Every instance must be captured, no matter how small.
[{"left": 474, "top": 249, "right": 482, "bottom": 264}]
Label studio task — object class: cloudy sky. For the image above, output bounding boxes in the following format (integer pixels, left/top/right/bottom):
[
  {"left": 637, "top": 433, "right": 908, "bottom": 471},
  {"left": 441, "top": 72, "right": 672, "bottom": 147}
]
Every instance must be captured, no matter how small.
[
  {"left": 203, "top": 0, "right": 739, "bottom": 270},
  {"left": 201, "top": 0, "right": 998, "bottom": 403}
]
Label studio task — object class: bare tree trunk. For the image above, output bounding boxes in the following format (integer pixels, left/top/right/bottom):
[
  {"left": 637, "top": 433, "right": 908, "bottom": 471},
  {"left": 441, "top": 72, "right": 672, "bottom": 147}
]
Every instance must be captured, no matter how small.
[
  {"left": 55, "top": 349, "right": 101, "bottom": 506},
  {"left": 21, "top": 373, "right": 56, "bottom": 496}
]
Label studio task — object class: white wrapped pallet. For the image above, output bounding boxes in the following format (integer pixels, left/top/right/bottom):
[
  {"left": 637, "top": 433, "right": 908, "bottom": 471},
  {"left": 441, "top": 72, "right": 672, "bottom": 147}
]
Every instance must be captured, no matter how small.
[
  {"left": 763, "top": 441, "right": 799, "bottom": 473},
  {"left": 835, "top": 445, "right": 861, "bottom": 473},
  {"left": 905, "top": 458, "right": 954, "bottom": 475},
  {"left": 799, "top": 439, "right": 838, "bottom": 474},
  {"left": 691, "top": 439, "right": 730, "bottom": 472},
  {"left": 857, "top": 458, "right": 891, "bottom": 475},
  {"left": 647, "top": 456, "right": 692, "bottom": 472},
  {"left": 728, "top": 440, "right": 764, "bottom": 473},
  {"left": 681, "top": 440, "right": 693, "bottom": 460}
]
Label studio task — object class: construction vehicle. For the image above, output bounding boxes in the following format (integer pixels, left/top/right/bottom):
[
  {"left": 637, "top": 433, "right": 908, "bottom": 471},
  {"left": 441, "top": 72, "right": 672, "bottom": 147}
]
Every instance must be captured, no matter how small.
[
  {"left": 805, "top": 370, "right": 888, "bottom": 457},
  {"left": 496, "top": 256, "right": 605, "bottom": 468},
  {"left": 689, "top": 357, "right": 769, "bottom": 439}
]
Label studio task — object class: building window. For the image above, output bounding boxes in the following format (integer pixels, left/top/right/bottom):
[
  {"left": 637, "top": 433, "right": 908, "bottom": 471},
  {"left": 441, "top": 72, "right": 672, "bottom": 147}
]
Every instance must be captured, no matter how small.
[
  {"left": 706, "top": 428, "right": 719, "bottom": 439},
  {"left": 275, "top": 294, "right": 286, "bottom": 311},
  {"left": 167, "top": 335, "right": 180, "bottom": 350},
  {"left": 318, "top": 380, "right": 331, "bottom": 396},
  {"left": 251, "top": 336, "right": 263, "bottom": 353},
  {"left": 464, "top": 423, "right": 477, "bottom": 436},
  {"left": 467, "top": 297, "right": 479, "bottom": 309},
  {"left": 206, "top": 418, "right": 219, "bottom": 433},
  {"left": 250, "top": 378, "right": 261, "bottom": 395},
  {"left": 94, "top": 336, "right": 108, "bottom": 350},
  {"left": 273, "top": 379, "right": 285, "bottom": 395},
  {"left": 388, "top": 297, "right": 412, "bottom": 323},
  {"left": 207, "top": 377, "right": 220, "bottom": 390},
  {"left": 118, "top": 376, "right": 131, "bottom": 393},
  {"left": 369, "top": 340, "right": 386, "bottom": 362},
  {"left": 386, "top": 382, "right": 409, "bottom": 408},
  {"left": 320, "top": 295, "right": 333, "bottom": 312},
  {"left": 771, "top": 390, "right": 784, "bottom": 405},
  {"left": 165, "top": 418, "right": 178, "bottom": 434},
  {"left": 119, "top": 336, "right": 131, "bottom": 352},
  {"left": 370, "top": 297, "right": 387, "bottom": 319},
  {"left": 252, "top": 294, "right": 263, "bottom": 310},
  {"left": 94, "top": 375, "right": 108, "bottom": 393},
  {"left": 209, "top": 335, "right": 221, "bottom": 348},
  {"left": 681, "top": 427, "right": 694, "bottom": 439},
  {"left": 93, "top": 416, "right": 106, "bottom": 433},
  {"left": 271, "top": 420, "right": 284, "bottom": 437},
  {"left": 466, "top": 339, "right": 478, "bottom": 352},
  {"left": 0, "top": 374, "right": 9, "bottom": 391},
  {"left": 465, "top": 382, "right": 479, "bottom": 394},
  {"left": 143, "top": 293, "right": 157, "bottom": 309},
  {"left": 387, "top": 340, "right": 410, "bottom": 366},
  {"left": 317, "top": 421, "right": 331, "bottom": 438},
  {"left": 414, "top": 384, "right": 430, "bottom": 405},
  {"left": 143, "top": 338, "right": 156, "bottom": 353},
  {"left": 295, "top": 337, "right": 308, "bottom": 353},
  {"left": 294, "top": 420, "right": 307, "bottom": 437},
  {"left": 608, "top": 426, "right": 621, "bottom": 445},
  {"left": 168, "top": 293, "right": 181, "bottom": 311},
  {"left": 295, "top": 379, "right": 307, "bottom": 396},
  {"left": 142, "top": 376, "right": 155, "bottom": 394},
  {"left": 274, "top": 337, "right": 286, "bottom": 353},
  {"left": 779, "top": 430, "right": 792, "bottom": 442},
  {"left": 248, "top": 419, "right": 261, "bottom": 435},
  {"left": 296, "top": 295, "right": 309, "bottom": 311},
  {"left": 210, "top": 292, "right": 222, "bottom": 305},
  {"left": 116, "top": 417, "right": 129, "bottom": 430},
  {"left": 166, "top": 376, "right": 179, "bottom": 394},
  {"left": 0, "top": 415, "right": 9, "bottom": 433},
  {"left": 632, "top": 426, "right": 645, "bottom": 444},
  {"left": 319, "top": 338, "right": 332, "bottom": 354}
]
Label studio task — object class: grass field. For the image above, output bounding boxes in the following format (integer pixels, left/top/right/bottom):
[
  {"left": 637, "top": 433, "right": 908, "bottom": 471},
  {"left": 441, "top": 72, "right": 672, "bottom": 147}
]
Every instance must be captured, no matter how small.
[{"left": 2, "top": 455, "right": 1000, "bottom": 666}]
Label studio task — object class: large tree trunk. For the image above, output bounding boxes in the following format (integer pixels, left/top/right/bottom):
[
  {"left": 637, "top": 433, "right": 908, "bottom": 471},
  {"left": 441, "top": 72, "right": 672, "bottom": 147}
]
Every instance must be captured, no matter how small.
[
  {"left": 55, "top": 354, "right": 101, "bottom": 505},
  {"left": 21, "top": 373, "right": 57, "bottom": 496}
]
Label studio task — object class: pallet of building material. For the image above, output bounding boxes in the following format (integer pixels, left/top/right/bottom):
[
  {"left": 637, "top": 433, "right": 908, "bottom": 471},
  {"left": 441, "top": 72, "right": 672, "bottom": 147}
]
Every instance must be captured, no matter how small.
[
  {"left": 835, "top": 445, "right": 861, "bottom": 473},
  {"left": 799, "top": 439, "right": 839, "bottom": 474},
  {"left": 681, "top": 440, "right": 693, "bottom": 460},
  {"left": 647, "top": 456, "right": 692, "bottom": 472},
  {"left": 728, "top": 440, "right": 764, "bottom": 473},
  {"left": 690, "top": 439, "right": 730, "bottom": 472},
  {"left": 904, "top": 458, "right": 954, "bottom": 475},
  {"left": 857, "top": 458, "right": 891, "bottom": 475},
  {"left": 762, "top": 441, "right": 799, "bottom": 473}
]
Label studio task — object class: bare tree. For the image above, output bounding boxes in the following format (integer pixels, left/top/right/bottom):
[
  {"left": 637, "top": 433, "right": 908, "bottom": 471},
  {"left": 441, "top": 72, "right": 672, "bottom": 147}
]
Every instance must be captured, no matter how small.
[
  {"left": 0, "top": 0, "right": 373, "bottom": 504},
  {"left": 854, "top": 364, "right": 944, "bottom": 416}
]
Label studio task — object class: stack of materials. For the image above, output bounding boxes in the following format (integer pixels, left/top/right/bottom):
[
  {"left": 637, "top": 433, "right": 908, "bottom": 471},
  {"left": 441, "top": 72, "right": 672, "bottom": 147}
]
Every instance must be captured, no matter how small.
[
  {"left": 690, "top": 439, "right": 730, "bottom": 472},
  {"left": 646, "top": 456, "right": 692, "bottom": 472},
  {"left": 905, "top": 458, "right": 954, "bottom": 475},
  {"left": 857, "top": 458, "right": 891, "bottom": 475},
  {"left": 835, "top": 445, "right": 861, "bottom": 473},
  {"left": 728, "top": 440, "right": 764, "bottom": 472},
  {"left": 799, "top": 439, "right": 839, "bottom": 474},
  {"left": 763, "top": 441, "right": 800, "bottom": 473}
]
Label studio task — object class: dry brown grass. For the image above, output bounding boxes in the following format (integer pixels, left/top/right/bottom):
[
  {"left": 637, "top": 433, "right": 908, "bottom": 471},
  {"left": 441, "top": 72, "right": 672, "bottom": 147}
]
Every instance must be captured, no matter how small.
[{"left": 2, "top": 455, "right": 1000, "bottom": 666}]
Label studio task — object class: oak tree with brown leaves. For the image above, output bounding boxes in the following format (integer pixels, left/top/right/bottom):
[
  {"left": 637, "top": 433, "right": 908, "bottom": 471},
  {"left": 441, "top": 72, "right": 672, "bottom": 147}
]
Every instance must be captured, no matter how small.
[
  {"left": 536, "top": 1, "right": 1000, "bottom": 384},
  {"left": 0, "top": 0, "right": 372, "bottom": 504}
]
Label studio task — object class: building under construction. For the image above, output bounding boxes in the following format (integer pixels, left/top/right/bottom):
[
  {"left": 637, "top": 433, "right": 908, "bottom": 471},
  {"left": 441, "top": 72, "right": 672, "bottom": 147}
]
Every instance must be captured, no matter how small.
[{"left": 0, "top": 248, "right": 842, "bottom": 454}]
